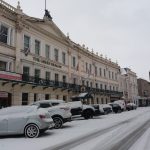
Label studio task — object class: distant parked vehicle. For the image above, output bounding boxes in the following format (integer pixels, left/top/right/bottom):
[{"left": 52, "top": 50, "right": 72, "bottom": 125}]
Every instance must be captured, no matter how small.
[
  {"left": 32, "top": 100, "right": 72, "bottom": 129},
  {"left": 67, "top": 101, "right": 95, "bottom": 119},
  {"left": 101, "top": 104, "right": 113, "bottom": 114},
  {"left": 113, "top": 100, "right": 126, "bottom": 111},
  {"left": 126, "top": 103, "right": 137, "bottom": 111},
  {"left": 0, "top": 106, "right": 54, "bottom": 138},
  {"left": 92, "top": 104, "right": 105, "bottom": 115},
  {"left": 108, "top": 103, "right": 122, "bottom": 113}
]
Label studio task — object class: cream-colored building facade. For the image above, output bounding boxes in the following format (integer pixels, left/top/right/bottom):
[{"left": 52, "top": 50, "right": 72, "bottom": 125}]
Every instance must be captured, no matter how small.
[
  {"left": 0, "top": 0, "right": 122, "bottom": 107},
  {"left": 119, "top": 68, "right": 138, "bottom": 103}
]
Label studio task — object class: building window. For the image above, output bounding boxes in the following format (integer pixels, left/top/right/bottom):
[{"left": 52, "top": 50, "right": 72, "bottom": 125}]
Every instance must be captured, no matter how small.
[
  {"left": 56, "top": 95, "right": 59, "bottom": 99},
  {"left": 73, "top": 78, "right": 76, "bottom": 84},
  {"left": 99, "top": 68, "right": 102, "bottom": 76},
  {"left": 106, "top": 98, "right": 108, "bottom": 104},
  {"left": 86, "top": 81, "right": 89, "bottom": 87},
  {"left": 96, "top": 83, "right": 98, "bottom": 88},
  {"left": 115, "top": 73, "right": 117, "bottom": 80},
  {"left": 23, "top": 66, "right": 29, "bottom": 75},
  {"left": 96, "top": 98, "right": 99, "bottom": 104},
  {"left": 112, "top": 72, "right": 114, "bottom": 80},
  {"left": 104, "top": 69, "right": 106, "bottom": 77},
  {"left": 54, "top": 48, "right": 59, "bottom": 61},
  {"left": 109, "top": 71, "right": 111, "bottom": 79},
  {"left": 113, "top": 86, "right": 115, "bottom": 91},
  {"left": 101, "top": 98, "right": 104, "bottom": 104},
  {"left": 90, "top": 82, "right": 92, "bottom": 88},
  {"left": 62, "top": 75, "right": 66, "bottom": 83},
  {"left": 24, "top": 35, "right": 30, "bottom": 50},
  {"left": 116, "top": 87, "right": 118, "bottom": 91},
  {"left": 35, "top": 69, "right": 40, "bottom": 78},
  {"left": 35, "top": 40, "right": 40, "bottom": 56},
  {"left": 89, "top": 64, "right": 92, "bottom": 74},
  {"left": 45, "top": 45, "right": 50, "bottom": 59},
  {"left": 110, "top": 86, "right": 112, "bottom": 91},
  {"left": 86, "top": 62, "right": 88, "bottom": 73},
  {"left": 23, "top": 66, "right": 30, "bottom": 81},
  {"left": 82, "top": 80, "right": 85, "bottom": 86},
  {"left": 95, "top": 66, "right": 97, "bottom": 76},
  {"left": 55, "top": 73, "right": 59, "bottom": 82},
  {"left": 0, "top": 61, "right": 6, "bottom": 71},
  {"left": 22, "top": 93, "right": 28, "bottom": 105},
  {"left": 100, "top": 84, "right": 103, "bottom": 89},
  {"left": 34, "top": 69, "right": 40, "bottom": 83},
  {"left": 45, "top": 71, "right": 50, "bottom": 80},
  {"left": 105, "top": 85, "right": 107, "bottom": 90},
  {"left": 0, "top": 24, "right": 8, "bottom": 44},
  {"left": 45, "top": 94, "right": 49, "bottom": 100},
  {"left": 63, "top": 95, "right": 67, "bottom": 101},
  {"left": 34, "top": 94, "right": 37, "bottom": 102},
  {"left": 72, "top": 56, "right": 76, "bottom": 68},
  {"left": 62, "top": 52, "right": 66, "bottom": 65}
]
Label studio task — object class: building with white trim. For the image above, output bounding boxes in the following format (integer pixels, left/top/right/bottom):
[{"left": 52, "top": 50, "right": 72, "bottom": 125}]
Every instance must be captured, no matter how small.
[
  {"left": 0, "top": 0, "right": 122, "bottom": 107},
  {"left": 119, "top": 68, "right": 138, "bottom": 104}
]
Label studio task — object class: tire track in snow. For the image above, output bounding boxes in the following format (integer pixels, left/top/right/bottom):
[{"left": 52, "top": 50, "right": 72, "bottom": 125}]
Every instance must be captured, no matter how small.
[
  {"left": 110, "top": 120, "right": 150, "bottom": 150},
  {"left": 44, "top": 110, "right": 150, "bottom": 150}
]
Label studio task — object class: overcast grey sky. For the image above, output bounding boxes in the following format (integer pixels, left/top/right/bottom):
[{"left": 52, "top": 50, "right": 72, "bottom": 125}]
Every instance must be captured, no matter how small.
[{"left": 5, "top": 0, "right": 150, "bottom": 80}]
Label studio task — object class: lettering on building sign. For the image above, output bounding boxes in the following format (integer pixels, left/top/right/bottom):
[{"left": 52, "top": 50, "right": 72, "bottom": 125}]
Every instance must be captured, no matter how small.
[{"left": 33, "top": 57, "right": 62, "bottom": 68}]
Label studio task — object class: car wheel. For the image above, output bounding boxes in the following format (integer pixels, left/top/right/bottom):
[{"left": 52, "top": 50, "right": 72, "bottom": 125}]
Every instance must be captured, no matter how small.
[
  {"left": 25, "top": 124, "right": 39, "bottom": 138},
  {"left": 53, "top": 117, "right": 63, "bottom": 129},
  {"left": 83, "top": 109, "right": 93, "bottom": 119}
]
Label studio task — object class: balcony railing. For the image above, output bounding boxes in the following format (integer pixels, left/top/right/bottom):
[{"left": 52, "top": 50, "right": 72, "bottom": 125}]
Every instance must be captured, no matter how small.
[
  {"left": 0, "top": 72, "right": 122, "bottom": 96},
  {"left": 22, "top": 74, "right": 123, "bottom": 96},
  {"left": 0, "top": 0, "right": 17, "bottom": 12}
]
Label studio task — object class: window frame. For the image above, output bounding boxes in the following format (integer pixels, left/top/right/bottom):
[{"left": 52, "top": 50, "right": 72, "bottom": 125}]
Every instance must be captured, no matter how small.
[
  {"left": 45, "top": 44, "right": 50, "bottom": 59},
  {"left": 0, "top": 23, "right": 9, "bottom": 44},
  {"left": 35, "top": 40, "right": 40, "bottom": 56},
  {"left": 54, "top": 48, "right": 59, "bottom": 62}
]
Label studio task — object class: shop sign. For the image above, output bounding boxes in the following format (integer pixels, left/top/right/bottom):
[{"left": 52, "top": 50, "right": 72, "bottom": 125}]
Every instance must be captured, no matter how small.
[
  {"left": 33, "top": 57, "right": 62, "bottom": 69},
  {"left": 0, "top": 92, "right": 8, "bottom": 98},
  {"left": 0, "top": 71, "right": 22, "bottom": 81}
]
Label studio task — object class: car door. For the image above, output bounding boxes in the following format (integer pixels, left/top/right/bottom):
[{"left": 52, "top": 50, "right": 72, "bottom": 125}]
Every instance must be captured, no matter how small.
[
  {"left": 7, "top": 111, "right": 28, "bottom": 134},
  {"left": 0, "top": 115, "right": 8, "bottom": 135}
]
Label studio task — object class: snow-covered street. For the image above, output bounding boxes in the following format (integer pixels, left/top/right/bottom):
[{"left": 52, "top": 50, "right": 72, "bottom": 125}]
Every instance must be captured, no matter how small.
[{"left": 1, "top": 107, "right": 150, "bottom": 150}]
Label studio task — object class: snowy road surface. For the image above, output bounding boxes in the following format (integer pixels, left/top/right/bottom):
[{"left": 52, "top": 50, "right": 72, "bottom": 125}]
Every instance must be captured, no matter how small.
[{"left": 0, "top": 107, "right": 150, "bottom": 150}]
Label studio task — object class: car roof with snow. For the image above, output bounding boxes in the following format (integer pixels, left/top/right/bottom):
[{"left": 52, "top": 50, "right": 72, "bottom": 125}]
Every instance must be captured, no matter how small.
[{"left": 34, "top": 99, "right": 65, "bottom": 103}]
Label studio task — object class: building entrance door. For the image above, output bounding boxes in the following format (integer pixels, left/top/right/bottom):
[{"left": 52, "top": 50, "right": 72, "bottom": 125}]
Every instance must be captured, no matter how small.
[{"left": 0, "top": 92, "right": 11, "bottom": 108}]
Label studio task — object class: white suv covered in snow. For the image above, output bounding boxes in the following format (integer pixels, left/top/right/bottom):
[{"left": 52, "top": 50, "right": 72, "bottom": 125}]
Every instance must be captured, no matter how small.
[{"left": 31, "top": 100, "right": 71, "bottom": 129}]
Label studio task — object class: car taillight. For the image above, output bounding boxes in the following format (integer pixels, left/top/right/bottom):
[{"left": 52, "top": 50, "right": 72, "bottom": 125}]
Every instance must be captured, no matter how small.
[
  {"left": 60, "top": 107, "right": 70, "bottom": 111},
  {"left": 39, "top": 114, "right": 46, "bottom": 119}
]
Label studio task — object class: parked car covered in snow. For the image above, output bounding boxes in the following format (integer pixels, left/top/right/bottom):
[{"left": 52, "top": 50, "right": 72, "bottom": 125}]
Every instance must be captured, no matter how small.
[
  {"left": 0, "top": 106, "right": 54, "bottom": 138},
  {"left": 32, "top": 100, "right": 72, "bottom": 129},
  {"left": 113, "top": 100, "right": 126, "bottom": 111},
  {"left": 126, "top": 103, "right": 137, "bottom": 111},
  {"left": 108, "top": 103, "right": 122, "bottom": 113},
  {"left": 101, "top": 104, "right": 113, "bottom": 114},
  {"left": 67, "top": 93, "right": 96, "bottom": 119},
  {"left": 92, "top": 104, "right": 105, "bottom": 115}
]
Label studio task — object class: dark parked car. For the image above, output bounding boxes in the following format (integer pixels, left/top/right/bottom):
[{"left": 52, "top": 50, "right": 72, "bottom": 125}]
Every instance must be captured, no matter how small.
[
  {"left": 92, "top": 104, "right": 105, "bottom": 116},
  {"left": 101, "top": 104, "right": 113, "bottom": 114},
  {"left": 108, "top": 103, "right": 122, "bottom": 113},
  {"left": 126, "top": 103, "right": 137, "bottom": 111}
]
